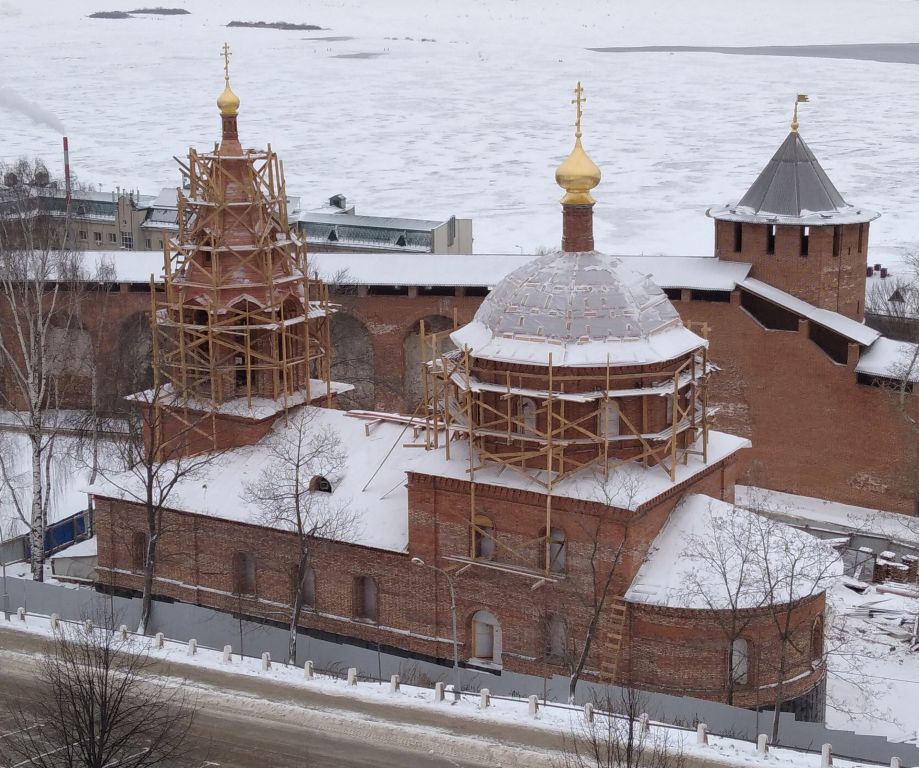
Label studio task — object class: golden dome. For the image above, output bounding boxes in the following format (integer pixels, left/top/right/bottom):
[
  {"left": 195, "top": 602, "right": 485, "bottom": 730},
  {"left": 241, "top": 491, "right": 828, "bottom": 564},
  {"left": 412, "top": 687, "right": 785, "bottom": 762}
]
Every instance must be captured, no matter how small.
[
  {"left": 555, "top": 136, "right": 601, "bottom": 206},
  {"left": 555, "top": 81, "right": 600, "bottom": 206},
  {"left": 217, "top": 80, "right": 240, "bottom": 117}
]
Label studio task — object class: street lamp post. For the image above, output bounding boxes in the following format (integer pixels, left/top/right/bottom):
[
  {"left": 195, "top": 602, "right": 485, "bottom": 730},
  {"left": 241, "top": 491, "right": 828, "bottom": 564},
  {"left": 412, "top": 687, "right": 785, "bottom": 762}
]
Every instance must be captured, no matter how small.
[{"left": 411, "top": 556, "right": 459, "bottom": 693}]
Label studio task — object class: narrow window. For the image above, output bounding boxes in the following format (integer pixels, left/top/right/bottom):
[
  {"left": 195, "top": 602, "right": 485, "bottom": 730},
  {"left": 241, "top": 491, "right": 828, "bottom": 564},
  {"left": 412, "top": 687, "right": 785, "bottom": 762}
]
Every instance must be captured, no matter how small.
[
  {"left": 354, "top": 575, "right": 378, "bottom": 621},
  {"left": 235, "top": 354, "right": 246, "bottom": 390},
  {"left": 232, "top": 551, "right": 256, "bottom": 595},
  {"left": 108, "top": 232, "right": 117, "bottom": 244},
  {"left": 93, "top": 231, "right": 102, "bottom": 243},
  {"left": 546, "top": 614, "right": 568, "bottom": 661},
  {"left": 473, "top": 514, "right": 495, "bottom": 560},
  {"left": 766, "top": 225, "right": 775, "bottom": 255},
  {"left": 131, "top": 531, "right": 146, "bottom": 572},
  {"left": 666, "top": 394, "right": 675, "bottom": 426},
  {"left": 547, "top": 527, "right": 566, "bottom": 573},
  {"left": 800, "top": 226, "right": 809, "bottom": 257},
  {"left": 78, "top": 230, "right": 87, "bottom": 241},
  {"left": 600, "top": 400, "right": 620, "bottom": 437},
  {"left": 518, "top": 397, "right": 537, "bottom": 435},
  {"left": 857, "top": 223, "right": 865, "bottom": 253},
  {"left": 832, "top": 226, "right": 842, "bottom": 258},
  {"left": 733, "top": 222, "right": 742, "bottom": 252},
  {"left": 731, "top": 638, "right": 749, "bottom": 684},
  {"left": 310, "top": 475, "right": 333, "bottom": 493},
  {"left": 471, "top": 610, "right": 500, "bottom": 662},
  {"left": 811, "top": 618, "right": 824, "bottom": 663}
]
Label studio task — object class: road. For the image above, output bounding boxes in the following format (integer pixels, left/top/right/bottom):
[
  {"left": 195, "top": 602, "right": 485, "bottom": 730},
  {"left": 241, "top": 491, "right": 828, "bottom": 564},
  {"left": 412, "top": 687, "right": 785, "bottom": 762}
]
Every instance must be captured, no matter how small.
[{"left": 0, "top": 627, "right": 558, "bottom": 768}]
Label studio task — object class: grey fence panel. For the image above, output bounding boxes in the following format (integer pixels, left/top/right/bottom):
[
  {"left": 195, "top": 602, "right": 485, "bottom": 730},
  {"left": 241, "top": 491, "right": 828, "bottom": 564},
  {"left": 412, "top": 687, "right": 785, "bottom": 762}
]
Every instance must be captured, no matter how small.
[
  {"left": 0, "top": 537, "right": 27, "bottom": 566},
  {"left": 2, "top": 580, "right": 915, "bottom": 767}
]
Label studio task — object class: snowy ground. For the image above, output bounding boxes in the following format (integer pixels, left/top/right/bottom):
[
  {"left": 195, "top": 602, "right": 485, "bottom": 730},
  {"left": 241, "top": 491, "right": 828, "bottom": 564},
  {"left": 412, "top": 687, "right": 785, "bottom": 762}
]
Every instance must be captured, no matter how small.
[
  {"left": 2, "top": 1, "right": 919, "bottom": 258},
  {"left": 0, "top": 609, "right": 899, "bottom": 768}
]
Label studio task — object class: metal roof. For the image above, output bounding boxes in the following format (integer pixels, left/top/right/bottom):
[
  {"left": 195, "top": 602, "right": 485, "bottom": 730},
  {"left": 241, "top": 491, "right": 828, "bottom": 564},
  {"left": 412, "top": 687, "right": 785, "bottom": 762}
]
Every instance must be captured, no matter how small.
[
  {"left": 709, "top": 131, "right": 879, "bottom": 225},
  {"left": 297, "top": 212, "right": 444, "bottom": 231},
  {"left": 740, "top": 131, "right": 847, "bottom": 216}
]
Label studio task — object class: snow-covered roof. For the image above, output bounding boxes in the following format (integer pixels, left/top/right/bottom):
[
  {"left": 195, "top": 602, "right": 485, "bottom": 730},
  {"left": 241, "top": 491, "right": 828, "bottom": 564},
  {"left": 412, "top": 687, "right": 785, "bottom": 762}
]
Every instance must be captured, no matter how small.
[
  {"left": 86, "top": 408, "right": 431, "bottom": 554},
  {"left": 411, "top": 431, "right": 750, "bottom": 511},
  {"left": 625, "top": 494, "right": 841, "bottom": 609},
  {"left": 50, "top": 535, "right": 98, "bottom": 560},
  {"left": 708, "top": 131, "right": 879, "bottom": 225},
  {"left": 855, "top": 336, "right": 919, "bottom": 382},
  {"left": 76, "top": 250, "right": 165, "bottom": 283},
  {"left": 309, "top": 252, "right": 751, "bottom": 291},
  {"left": 741, "top": 277, "right": 881, "bottom": 346},
  {"left": 450, "top": 250, "right": 707, "bottom": 367}
]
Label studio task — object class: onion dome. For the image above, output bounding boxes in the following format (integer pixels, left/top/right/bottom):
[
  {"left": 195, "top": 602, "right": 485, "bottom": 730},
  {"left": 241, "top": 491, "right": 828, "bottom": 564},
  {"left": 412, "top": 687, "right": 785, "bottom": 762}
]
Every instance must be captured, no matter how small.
[
  {"left": 217, "top": 81, "right": 240, "bottom": 116},
  {"left": 555, "top": 81, "right": 601, "bottom": 206}
]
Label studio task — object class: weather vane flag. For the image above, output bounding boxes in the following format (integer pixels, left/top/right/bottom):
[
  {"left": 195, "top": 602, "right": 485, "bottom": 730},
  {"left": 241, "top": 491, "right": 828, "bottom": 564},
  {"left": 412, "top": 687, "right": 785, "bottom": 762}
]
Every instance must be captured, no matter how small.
[{"left": 792, "top": 93, "right": 809, "bottom": 132}]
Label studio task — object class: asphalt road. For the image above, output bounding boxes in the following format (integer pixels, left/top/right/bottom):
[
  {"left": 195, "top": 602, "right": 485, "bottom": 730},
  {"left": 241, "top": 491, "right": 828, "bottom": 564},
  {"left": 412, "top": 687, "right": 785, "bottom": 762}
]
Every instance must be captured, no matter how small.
[{"left": 0, "top": 628, "right": 555, "bottom": 768}]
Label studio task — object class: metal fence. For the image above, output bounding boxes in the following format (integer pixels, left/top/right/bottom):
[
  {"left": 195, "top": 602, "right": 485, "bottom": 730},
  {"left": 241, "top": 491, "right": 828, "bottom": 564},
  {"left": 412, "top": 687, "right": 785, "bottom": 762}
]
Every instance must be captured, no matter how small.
[{"left": 2, "top": 577, "right": 914, "bottom": 768}]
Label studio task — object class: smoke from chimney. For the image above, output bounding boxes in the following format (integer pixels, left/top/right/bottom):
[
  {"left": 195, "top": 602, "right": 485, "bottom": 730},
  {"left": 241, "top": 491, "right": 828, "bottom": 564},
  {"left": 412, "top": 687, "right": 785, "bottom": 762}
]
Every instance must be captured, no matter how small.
[{"left": 0, "top": 86, "right": 66, "bottom": 134}]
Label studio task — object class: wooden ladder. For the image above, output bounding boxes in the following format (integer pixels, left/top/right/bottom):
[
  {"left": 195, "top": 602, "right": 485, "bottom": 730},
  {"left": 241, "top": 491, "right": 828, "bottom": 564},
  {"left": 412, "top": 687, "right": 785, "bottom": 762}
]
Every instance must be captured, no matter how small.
[{"left": 599, "top": 597, "right": 628, "bottom": 681}]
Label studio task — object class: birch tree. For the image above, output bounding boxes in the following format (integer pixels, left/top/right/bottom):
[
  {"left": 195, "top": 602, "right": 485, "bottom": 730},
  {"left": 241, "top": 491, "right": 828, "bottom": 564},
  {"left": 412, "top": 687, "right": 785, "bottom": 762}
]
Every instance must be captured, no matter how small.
[
  {"left": 242, "top": 406, "right": 357, "bottom": 665},
  {"left": 86, "top": 381, "right": 225, "bottom": 634},
  {"left": 0, "top": 158, "right": 90, "bottom": 580}
]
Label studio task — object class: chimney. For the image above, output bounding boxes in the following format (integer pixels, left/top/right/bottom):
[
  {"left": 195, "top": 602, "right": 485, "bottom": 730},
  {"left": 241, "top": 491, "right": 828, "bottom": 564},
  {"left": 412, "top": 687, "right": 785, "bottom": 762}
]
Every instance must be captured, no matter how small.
[{"left": 62, "top": 136, "right": 72, "bottom": 212}]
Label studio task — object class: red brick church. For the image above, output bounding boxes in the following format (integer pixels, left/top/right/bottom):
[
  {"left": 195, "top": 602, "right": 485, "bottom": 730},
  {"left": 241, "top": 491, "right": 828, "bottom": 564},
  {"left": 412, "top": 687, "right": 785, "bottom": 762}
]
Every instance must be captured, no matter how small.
[{"left": 92, "top": 65, "right": 834, "bottom": 717}]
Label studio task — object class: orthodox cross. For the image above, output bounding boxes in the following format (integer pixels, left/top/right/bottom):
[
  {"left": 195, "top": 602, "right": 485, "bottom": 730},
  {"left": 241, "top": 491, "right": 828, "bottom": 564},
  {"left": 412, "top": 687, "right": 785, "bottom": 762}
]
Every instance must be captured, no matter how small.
[
  {"left": 221, "top": 42, "right": 232, "bottom": 84},
  {"left": 572, "top": 82, "right": 586, "bottom": 138}
]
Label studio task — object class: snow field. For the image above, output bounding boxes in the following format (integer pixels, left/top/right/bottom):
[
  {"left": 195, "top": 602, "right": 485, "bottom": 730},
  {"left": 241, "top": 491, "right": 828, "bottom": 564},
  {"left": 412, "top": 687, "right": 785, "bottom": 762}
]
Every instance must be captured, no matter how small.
[
  {"left": 2, "top": 1, "right": 919, "bottom": 256},
  {"left": 0, "top": 608, "right": 893, "bottom": 768}
]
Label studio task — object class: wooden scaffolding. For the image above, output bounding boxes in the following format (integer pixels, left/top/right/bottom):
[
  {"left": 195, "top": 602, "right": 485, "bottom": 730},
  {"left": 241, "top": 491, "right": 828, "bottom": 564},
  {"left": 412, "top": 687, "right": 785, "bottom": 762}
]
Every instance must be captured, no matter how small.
[
  {"left": 151, "top": 143, "right": 334, "bottom": 426},
  {"left": 417, "top": 321, "right": 713, "bottom": 582}
]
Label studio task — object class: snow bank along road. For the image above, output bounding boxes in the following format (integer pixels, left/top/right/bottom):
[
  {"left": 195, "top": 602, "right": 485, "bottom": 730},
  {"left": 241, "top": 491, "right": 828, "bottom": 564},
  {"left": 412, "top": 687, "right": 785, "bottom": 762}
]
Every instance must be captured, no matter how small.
[{"left": 0, "top": 627, "right": 553, "bottom": 768}]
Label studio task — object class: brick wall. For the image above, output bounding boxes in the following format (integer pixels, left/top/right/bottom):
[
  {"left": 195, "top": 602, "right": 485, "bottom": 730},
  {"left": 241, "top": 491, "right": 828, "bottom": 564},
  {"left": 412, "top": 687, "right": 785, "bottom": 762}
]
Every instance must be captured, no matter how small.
[
  {"left": 624, "top": 594, "right": 826, "bottom": 707},
  {"left": 93, "top": 450, "right": 824, "bottom": 708},
  {"left": 715, "top": 219, "right": 869, "bottom": 321}
]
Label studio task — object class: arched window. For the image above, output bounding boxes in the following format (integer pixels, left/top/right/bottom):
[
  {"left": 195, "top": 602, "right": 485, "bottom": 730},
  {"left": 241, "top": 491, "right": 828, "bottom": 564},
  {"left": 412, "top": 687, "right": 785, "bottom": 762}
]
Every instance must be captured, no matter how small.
[
  {"left": 539, "top": 527, "right": 566, "bottom": 573},
  {"left": 473, "top": 514, "right": 495, "bottom": 560},
  {"left": 471, "top": 610, "right": 501, "bottom": 664},
  {"left": 600, "top": 400, "right": 620, "bottom": 437},
  {"left": 517, "top": 397, "right": 537, "bottom": 435},
  {"left": 354, "top": 575, "right": 378, "bottom": 622},
  {"left": 232, "top": 551, "right": 257, "bottom": 596},
  {"left": 730, "top": 638, "right": 749, "bottom": 685},
  {"left": 131, "top": 531, "right": 146, "bottom": 573},
  {"left": 811, "top": 617, "right": 824, "bottom": 663},
  {"left": 546, "top": 614, "right": 568, "bottom": 661},
  {"left": 310, "top": 475, "right": 333, "bottom": 493}
]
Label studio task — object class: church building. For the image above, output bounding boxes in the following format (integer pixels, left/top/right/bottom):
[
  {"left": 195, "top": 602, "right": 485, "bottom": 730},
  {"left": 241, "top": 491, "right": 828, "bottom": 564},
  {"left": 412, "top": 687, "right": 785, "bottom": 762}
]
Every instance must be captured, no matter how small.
[{"left": 92, "top": 64, "right": 834, "bottom": 718}]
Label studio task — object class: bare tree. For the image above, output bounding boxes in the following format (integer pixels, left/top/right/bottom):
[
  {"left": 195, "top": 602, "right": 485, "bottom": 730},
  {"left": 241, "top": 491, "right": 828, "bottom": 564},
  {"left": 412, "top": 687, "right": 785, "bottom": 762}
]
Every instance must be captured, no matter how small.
[
  {"left": 0, "top": 158, "right": 95, "bottom": 581},
  {"left": 566, "top": 473, "right": 645, "bottom": 704},
  {"left": 559, "top": 686, "right": 685, "bottom": 768},
  {"left": 83, "top": 382, "right": 225, "bottom": 634},
  {"left": 747, "top": 511, "right": 840, "bottom": 743},
  {"left": 680, "top": 502, "right": 766, "bottom": 706},
  {"left": 242, "top": 406, "right": 359, "bottom": 665},
  {"left": 0, "top": 621, "right": 197, "bottom": 768}
]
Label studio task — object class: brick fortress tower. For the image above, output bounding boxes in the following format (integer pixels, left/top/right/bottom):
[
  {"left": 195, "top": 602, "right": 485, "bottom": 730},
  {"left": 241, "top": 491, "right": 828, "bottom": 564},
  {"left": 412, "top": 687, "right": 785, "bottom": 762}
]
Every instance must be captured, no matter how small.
[
  {"left": 145, "top": 45, "right": 340, "bottom": 456},
  {"left": 709, "top": 96, "right": 879, "bottom": 321}
]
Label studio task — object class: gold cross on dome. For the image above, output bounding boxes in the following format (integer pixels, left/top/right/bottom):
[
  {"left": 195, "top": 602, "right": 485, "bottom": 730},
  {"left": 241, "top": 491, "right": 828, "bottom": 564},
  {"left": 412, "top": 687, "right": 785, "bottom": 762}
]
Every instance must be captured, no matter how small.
[
  {"left": 221, "top": 42, "right": 232, "bottom": 83},
  {"left": 572, "top": 81, "right": 586, "bottom": 137}
]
